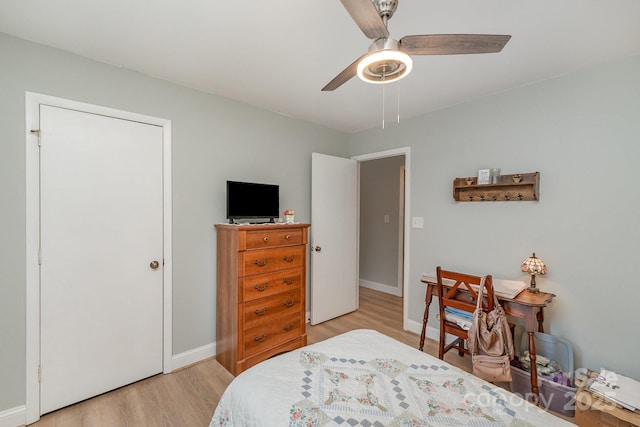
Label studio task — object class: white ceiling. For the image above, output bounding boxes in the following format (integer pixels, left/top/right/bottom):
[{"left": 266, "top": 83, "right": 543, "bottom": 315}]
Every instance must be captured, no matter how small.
[{"left": 1, "top": 1, "right": 639, "bottom": 133}]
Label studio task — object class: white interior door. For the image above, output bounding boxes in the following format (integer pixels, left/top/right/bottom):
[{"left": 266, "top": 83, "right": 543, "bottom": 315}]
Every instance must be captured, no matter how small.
[
  {"left": 310, "top": 153, "right": 358, "bottom": 324},
  {"left": 39, "top": 105, "right": 164, "bottom": 414}
]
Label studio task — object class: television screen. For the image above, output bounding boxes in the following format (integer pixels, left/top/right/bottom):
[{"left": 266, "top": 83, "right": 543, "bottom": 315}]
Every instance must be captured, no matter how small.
[{"left": 226, "top": 181, "right": 279, "bottom": 222}]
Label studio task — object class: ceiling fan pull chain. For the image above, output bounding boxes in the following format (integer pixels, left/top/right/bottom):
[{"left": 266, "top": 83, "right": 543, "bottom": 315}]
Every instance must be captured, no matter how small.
[
  {"left": 382, "top": 81, "right": 386, "bottom": 129},
  {"left": 397, "top": 83, "right": 400, "bottom": 124}
]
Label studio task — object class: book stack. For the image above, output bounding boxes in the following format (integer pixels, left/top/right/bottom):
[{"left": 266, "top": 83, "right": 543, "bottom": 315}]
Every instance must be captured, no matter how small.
[{"left": 589, "top": 369, "right": 640, "bottom": 411}]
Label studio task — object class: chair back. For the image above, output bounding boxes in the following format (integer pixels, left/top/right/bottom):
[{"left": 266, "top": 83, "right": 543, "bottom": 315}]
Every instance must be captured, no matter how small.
[{"left": 436, "top": 266, "right": 494, "bottom": 315}]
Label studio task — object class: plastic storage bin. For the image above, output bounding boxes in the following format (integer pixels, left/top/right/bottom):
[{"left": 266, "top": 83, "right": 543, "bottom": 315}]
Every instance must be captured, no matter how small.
[{"left": 510, "top": 331, "right": 577, "bottom": 417}]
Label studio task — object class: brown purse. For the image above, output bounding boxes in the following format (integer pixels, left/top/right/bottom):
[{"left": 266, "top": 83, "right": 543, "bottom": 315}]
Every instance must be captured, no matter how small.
[{"left": 467, "top": 277, "right": 514, "bottom": 382}]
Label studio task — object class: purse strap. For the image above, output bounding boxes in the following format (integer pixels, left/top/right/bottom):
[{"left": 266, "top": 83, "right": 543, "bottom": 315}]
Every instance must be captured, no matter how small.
[
  {"left": 476, "top": 276, "right": 500, "bottom": 311},
  {"left": 469, "top": 276, "right": 486, "bottom": 357},
  {"left": 475, "top": 276, "right": 487, "bottom": 310}
]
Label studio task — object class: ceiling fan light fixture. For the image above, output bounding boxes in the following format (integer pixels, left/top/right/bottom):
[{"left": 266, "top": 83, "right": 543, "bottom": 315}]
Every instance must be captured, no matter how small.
[{"left": 357, "top": 49, "right": 413, "bottom": 84}]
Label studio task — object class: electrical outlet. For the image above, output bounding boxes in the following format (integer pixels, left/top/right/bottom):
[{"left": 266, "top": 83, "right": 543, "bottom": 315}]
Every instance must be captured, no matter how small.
[
  {"left": 384, "top": 214, "right": 390, "bottom": 223},
  {"left": 412, "top": 217, "right": 424, "bottom": 228}
]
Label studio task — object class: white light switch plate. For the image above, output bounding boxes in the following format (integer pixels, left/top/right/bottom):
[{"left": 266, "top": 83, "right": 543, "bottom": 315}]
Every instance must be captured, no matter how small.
[{"left": 412, "top": 217, "right": 424, "bottom": 228}]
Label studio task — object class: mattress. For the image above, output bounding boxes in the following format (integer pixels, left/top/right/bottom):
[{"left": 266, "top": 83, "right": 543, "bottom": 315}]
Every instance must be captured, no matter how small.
[{"left": 210, "top": 329, "right": 572, "bottom": 426}]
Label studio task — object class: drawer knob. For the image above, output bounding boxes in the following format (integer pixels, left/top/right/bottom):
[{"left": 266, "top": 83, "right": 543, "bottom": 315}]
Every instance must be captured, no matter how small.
[
  {"left": 283, "top": 255, "right": 295, "bottom": 263},
  {"left": 254, "top": 333, "right": 268, "bottom": 342},
  {"left": 254, "top": 258, "right": 268, "bottom": 267},
  {"left": 283, "top": 278, "right": 295, "bottom": 285},
  {"left": 263, "top": 236, "right": 269, "bottom": 242},
  {"left": 285, "top": 234, "right": 291, "bottom": 240},
  {"left": 283, "top": 299, "right": 296, "bottom": 307},
  {"left": 283, "top": 323, "right": 295, "bottom": 331},
  {"left": 254, "top": 283, "right": 268, "bottom": 291},
  {"left": 254, "top": 307, "right": 268, "bottom": 316}
]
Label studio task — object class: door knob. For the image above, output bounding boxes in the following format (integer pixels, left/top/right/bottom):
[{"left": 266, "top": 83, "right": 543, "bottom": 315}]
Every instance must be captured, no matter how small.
[
  {"left": 150, "top": 260, "right": 160, "bottom": 270},
  {"left": 314, "top": 246, "right": 322, "bottom": 252}
]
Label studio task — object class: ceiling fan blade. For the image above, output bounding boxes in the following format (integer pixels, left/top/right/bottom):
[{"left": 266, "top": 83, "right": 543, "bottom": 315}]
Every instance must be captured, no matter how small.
[
  {"left": 340, "top": 0, "right": 389, "bottom": 39},
  {"left": 399, "top": 34, "right": 511, "bottom": 55},
  {"left": 321, "top": 53, "right": 368, "bottom": 91}
]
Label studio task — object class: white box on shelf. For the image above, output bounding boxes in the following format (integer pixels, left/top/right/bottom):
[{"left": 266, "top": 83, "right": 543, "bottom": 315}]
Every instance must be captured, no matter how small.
[{"left": 477, "top": 169, "right": 491, "bottom": 184}]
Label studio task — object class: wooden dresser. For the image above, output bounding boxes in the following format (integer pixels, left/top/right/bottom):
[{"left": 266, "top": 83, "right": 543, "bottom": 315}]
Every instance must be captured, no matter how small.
[{"left": 215, "top": 223, "right": 310, "bottom": 375}]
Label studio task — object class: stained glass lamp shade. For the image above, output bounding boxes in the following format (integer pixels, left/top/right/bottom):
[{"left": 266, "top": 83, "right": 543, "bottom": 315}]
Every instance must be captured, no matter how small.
[{"left": 521, "top": 252, "right": 547, "bottom": 293}]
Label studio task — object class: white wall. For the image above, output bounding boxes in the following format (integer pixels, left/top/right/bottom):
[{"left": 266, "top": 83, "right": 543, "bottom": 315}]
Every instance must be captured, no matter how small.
[
  {"left": 0, "top": 32, "right": 348, "bottom": 412},
  {"left": 349, "top": 54, "right": 640, "bottom": 379}
]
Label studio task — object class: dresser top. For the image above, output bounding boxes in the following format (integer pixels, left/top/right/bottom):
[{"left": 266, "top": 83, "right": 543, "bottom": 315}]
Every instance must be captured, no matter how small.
[{"left": 215, "top": 223, "right": 310, "bottom": 231}]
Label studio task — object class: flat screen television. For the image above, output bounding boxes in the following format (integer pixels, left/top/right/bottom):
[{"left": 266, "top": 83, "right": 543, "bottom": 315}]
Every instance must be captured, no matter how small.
[{"left": 226, "top": 180, "right": 279, "bottom": 223}]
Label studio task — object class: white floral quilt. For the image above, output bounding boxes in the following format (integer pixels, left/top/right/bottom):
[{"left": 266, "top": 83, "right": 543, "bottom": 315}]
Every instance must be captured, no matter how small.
[{"left": 210, "top": 329, "right": 572, "bottom": 426}]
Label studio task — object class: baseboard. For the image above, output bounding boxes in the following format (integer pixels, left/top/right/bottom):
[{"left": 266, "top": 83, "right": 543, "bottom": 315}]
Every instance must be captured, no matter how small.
[
  {"left": 405, "top": 318, "right": 424, "bottom": 336},
  {"left": 359, "top": 279, "right": 402, "bottom": 297},
  {"left": 405, "top": 319, "right": 442, "bottom": 340},
  {"left": 405, "top": 319, "right": 458, "bottom": 346},
  {"left": 171, "top": 342, "right": 215, "bottom": 370},
  {"left": 0, "top": 406, "right": 25, "bottom": 427}
]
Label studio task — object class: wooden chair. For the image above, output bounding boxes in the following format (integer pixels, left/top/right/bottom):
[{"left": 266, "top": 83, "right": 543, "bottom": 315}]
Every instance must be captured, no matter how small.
[{"left": 436, "top": 266, "right": 495, "bottom": 360}]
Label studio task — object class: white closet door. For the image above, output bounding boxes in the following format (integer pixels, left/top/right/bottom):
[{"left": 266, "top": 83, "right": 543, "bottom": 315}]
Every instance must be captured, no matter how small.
[{"left": 39, "top": 105, "right": 164, "bottom": 414}]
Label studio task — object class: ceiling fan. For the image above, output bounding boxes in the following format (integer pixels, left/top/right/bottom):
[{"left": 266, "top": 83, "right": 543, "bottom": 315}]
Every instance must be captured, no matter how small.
[{"left": 322, "top": 0, "right": 511, "bottom": 91}]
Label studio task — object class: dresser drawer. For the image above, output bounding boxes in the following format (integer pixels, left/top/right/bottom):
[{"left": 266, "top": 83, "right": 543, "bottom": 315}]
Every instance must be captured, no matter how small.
[
  {"left": 243, "top": 289, "right": 301, "bottom": 329},
  {"left": 240, "top": 246, "right": 304, "bottom": 276},
  {"left": 241, "top": 267, "right": 302, "bottom": 301},
  {"left": 245, "top": 229, "right": 303, "bottom": 249},
  {"left": 239, "top": 336, "right": 306, "bottom": 373},
  {"left": 243, "top": 313, "right": 302, "bottom": 358}
]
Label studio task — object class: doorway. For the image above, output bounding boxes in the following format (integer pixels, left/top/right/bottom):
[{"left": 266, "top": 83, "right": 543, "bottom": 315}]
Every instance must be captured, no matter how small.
[
  {"left": 353, "top": 148, "right": 410, "bottom": 331},
  {"left": 25, "top": 93, "right": 173, "bottom": 424},
  {"left": 358, "top": 156, "right": 405, "bottom": 297}
]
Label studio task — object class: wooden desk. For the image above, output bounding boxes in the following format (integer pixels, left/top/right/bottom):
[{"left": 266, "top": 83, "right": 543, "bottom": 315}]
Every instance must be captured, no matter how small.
[{"left": 419, "top": 277, "right": 556, "bottom": 400}]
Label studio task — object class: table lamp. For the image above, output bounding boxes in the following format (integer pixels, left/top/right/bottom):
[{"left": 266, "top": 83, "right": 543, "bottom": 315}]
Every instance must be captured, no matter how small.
[{"left": 521, "top": 252, "right": 547, "bottom": 293}]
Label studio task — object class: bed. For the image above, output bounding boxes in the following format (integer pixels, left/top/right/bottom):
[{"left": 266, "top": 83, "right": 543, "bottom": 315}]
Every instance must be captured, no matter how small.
[{"left": 210, "top": 329, "right": 572, "bottom": 426}]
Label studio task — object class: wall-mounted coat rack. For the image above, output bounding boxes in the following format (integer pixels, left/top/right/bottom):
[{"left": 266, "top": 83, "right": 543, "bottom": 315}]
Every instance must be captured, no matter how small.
[{"left": 453, "top": 172, "right": 539, "bottom": 202}]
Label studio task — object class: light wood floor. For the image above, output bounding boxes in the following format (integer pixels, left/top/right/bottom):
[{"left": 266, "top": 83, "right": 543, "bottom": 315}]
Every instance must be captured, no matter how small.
[
  {"left": 30, "top": 287, "right": 429, "bottom": 426},
  {"left": 306, "top": 286, "right": 473, "bottom": 373},
  {"left": 28, "top": 287, "right": 568, "bottom": 426}
]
